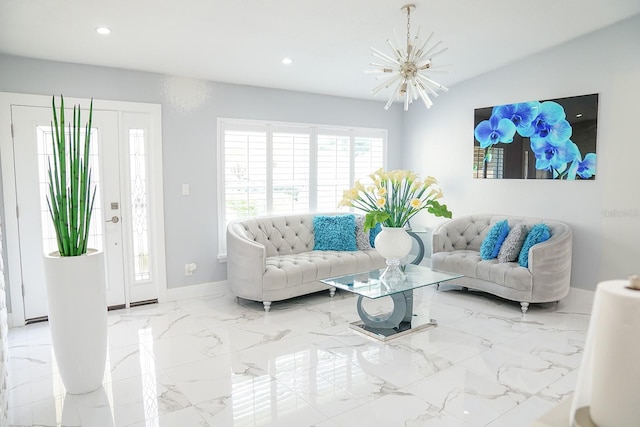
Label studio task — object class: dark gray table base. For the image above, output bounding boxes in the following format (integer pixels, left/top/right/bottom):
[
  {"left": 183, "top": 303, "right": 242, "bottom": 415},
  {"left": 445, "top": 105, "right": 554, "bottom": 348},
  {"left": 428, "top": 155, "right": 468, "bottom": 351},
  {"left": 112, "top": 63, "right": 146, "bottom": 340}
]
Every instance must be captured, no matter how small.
[{"left": 352, "top": 289, "right": 436, "bottom": 342}]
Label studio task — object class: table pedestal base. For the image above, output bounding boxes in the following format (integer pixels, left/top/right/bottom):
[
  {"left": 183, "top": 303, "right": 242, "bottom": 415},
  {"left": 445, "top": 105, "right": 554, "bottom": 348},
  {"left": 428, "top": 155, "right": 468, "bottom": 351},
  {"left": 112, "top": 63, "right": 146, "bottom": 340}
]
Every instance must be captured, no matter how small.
[{"left": 348, "top": 317, "right": 437, "bottom": 342}]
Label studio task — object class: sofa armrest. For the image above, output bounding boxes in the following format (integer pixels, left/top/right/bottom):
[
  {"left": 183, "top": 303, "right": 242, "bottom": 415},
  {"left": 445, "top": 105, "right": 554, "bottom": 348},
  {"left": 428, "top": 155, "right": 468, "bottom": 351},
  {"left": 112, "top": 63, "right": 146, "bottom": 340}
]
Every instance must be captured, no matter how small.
[
  {"left": 431, "top": 222, "right": 453, "bottom": 254},
  {"left": 528, "top": 226, "right": 573, "bottom": 302},
  {"left": 226, "top": 222, "right": 267, "bottom": 301}
]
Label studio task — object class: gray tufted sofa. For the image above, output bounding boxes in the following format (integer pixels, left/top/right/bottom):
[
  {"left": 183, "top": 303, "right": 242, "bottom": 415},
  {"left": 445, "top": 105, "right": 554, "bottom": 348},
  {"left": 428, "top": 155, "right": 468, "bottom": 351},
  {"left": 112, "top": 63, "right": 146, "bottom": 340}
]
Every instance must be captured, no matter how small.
[
  {"left": 431, "top": 214, "right": 572, "bottom": 314},
  {"left": 226, "top": 213, "right": 386, "bottom": 312}
]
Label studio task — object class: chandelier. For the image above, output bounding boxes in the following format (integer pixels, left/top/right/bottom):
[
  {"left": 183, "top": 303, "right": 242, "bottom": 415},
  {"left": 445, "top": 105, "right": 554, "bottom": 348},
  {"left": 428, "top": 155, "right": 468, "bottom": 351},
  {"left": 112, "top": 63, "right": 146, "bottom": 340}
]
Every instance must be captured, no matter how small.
[{"left": 369, "top": 3, "right": 449, "bottom": 111}]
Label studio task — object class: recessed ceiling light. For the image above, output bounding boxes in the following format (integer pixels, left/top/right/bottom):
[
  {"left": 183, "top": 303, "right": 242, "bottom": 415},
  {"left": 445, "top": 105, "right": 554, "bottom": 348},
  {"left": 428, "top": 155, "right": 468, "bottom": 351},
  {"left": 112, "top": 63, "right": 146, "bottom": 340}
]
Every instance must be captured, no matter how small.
[
  {"left": 95, "top": 27, "right": 111, "bottom": 35},
  {"left": 282, "top": 57, "right": 293, "bottom": 65}
]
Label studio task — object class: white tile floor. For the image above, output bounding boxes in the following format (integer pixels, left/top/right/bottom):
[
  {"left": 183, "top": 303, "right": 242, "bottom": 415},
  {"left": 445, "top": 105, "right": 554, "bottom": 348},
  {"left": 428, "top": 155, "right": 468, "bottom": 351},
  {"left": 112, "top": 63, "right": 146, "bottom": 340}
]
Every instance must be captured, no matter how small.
[{"left": 6, "top": 284, "right": 593, "bottom": 426}]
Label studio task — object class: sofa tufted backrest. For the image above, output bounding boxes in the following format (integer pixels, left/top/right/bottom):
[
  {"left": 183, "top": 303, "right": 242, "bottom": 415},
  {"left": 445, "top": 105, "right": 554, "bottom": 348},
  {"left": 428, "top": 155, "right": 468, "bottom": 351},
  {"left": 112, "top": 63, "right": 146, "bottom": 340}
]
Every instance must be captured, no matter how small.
[
  {"left": 432, "top": 214, "right": 571, "bottom": 253},
  {"left": 230, "top": 214, "right": 316, "bottom": 257}
]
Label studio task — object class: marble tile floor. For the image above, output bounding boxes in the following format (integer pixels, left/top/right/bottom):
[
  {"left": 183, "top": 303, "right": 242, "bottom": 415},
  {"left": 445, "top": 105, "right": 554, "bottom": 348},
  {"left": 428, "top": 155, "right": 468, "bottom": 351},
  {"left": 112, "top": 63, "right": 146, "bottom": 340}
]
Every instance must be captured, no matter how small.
[{"left": 6, "top": 284, "right": 594, "bottom": 427}]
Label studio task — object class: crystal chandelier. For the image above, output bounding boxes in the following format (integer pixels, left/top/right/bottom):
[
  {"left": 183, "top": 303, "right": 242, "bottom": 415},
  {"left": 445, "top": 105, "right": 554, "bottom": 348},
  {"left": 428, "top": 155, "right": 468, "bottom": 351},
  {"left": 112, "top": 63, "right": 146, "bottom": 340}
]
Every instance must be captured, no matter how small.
[{"left": 369, "top": 3, "right": 449, "bottom": 111}]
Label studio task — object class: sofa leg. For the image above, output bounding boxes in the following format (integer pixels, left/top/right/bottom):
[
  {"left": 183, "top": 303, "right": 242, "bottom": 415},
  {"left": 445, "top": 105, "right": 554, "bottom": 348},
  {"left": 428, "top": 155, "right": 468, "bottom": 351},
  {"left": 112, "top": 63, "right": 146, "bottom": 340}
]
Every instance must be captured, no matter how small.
[
  {"left": 520, "top": 302, "right": 529, "bottom": 314},
  {"left": 263, "top": 301, "right": 272, "bottom": 312},
  {"left": 329, "top": 287, "right": 336, "bottom": 298}
]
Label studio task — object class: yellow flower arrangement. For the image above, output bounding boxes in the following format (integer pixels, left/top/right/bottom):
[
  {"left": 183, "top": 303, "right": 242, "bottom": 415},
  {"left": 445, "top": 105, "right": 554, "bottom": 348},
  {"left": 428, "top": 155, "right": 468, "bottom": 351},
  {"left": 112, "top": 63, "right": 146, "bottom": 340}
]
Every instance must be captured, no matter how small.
[{"left": 338, "top": 168, "right": 452, "bottom": 230}]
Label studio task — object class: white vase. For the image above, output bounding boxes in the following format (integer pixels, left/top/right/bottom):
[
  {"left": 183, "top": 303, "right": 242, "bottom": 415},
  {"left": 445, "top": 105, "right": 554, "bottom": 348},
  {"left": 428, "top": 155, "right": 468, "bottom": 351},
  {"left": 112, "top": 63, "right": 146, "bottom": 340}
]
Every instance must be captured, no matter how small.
[
  {"left": 374, "top": 226, "right": 413, "bottom": 285},
  {"left": 43, "top": 249, "right": 107, "bottom": 394}
]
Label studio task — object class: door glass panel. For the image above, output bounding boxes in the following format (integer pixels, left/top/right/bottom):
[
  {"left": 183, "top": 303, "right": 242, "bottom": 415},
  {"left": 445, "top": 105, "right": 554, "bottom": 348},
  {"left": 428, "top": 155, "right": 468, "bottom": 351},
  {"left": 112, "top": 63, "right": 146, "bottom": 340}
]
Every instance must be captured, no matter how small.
[
  {"left": 36, "top": 125, "right": 103, "bottom": 255},
  {"left": 129, "top": 129, "right": 151, "bottom": 282}
]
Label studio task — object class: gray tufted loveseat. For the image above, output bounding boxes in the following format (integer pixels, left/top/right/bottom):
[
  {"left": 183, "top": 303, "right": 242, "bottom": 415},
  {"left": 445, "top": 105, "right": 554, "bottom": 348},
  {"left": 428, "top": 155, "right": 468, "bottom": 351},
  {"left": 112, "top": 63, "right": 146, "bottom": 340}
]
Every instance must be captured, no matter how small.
[
  {"left": 431, "top": 214, "right": 572, "bottom": 313},
  {"left": 226, "top": 213, "right": 386, "bottom": 311}
]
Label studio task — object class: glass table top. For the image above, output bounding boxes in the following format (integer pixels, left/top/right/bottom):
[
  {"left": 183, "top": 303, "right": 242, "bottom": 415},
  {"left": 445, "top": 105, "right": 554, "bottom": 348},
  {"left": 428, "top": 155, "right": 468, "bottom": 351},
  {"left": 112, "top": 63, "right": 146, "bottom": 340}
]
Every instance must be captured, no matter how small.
[{"left": 320, "top": 264, "right": 463, "bottom": 299}]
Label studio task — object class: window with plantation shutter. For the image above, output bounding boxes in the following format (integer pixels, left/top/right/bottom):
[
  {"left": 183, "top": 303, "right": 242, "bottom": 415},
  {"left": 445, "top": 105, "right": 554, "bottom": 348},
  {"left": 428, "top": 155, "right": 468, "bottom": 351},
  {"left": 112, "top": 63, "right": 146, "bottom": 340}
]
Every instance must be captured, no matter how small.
[
  {"left": 354, "top": 134, "right": 385, "bottom": 184},
  {"left": 316, "top": 133, "right": 350, "bottom": 212},
  {"left": 272, "top": 130, "right": 310, "bottom": 214},
  {"left": 218, "top": 119, "right": 386, "bottom": 258}
]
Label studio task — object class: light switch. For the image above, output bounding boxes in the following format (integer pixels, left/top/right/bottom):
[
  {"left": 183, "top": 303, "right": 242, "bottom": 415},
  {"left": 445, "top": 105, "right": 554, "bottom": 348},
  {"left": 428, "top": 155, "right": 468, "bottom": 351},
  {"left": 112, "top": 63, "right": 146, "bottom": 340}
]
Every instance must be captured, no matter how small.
[{"left": 182, "top": 184, "right": 190, "bottom": 196}]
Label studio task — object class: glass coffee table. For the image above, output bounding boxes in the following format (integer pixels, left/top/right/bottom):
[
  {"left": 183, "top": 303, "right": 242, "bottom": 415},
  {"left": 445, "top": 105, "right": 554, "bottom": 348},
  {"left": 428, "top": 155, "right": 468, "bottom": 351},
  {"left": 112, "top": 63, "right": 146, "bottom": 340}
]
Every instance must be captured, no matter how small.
[{"left": 321, "top": 264, "right": 462, "bottom": 342}]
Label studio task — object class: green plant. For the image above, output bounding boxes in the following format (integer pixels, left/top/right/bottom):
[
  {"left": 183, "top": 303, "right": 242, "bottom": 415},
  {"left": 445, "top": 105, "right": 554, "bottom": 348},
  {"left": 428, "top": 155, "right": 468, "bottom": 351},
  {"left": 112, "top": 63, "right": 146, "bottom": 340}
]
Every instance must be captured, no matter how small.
[
  {"left": 338, "top": 168, "right": 452, "bottom": 231},
  {"left": 46, "top": 95, "right": 97, "bottom": 256}
]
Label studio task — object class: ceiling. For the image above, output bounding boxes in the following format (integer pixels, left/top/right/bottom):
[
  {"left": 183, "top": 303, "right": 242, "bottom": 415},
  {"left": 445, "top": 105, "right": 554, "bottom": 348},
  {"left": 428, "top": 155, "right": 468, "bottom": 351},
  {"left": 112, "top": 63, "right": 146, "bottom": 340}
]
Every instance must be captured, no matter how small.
[{"left": 1, "top": 0, "right": 639, "bottom": 102}]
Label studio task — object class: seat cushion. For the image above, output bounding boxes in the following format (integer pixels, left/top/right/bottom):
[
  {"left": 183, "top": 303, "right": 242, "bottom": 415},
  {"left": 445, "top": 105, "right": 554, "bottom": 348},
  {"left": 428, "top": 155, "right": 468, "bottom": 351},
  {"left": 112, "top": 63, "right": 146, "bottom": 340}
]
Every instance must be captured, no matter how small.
[
  {"left": 263, "top": 250, "right": 384, "bottom": 291},
  {"left": 432, "top": 249, "right": 532, "bottom": 291}
]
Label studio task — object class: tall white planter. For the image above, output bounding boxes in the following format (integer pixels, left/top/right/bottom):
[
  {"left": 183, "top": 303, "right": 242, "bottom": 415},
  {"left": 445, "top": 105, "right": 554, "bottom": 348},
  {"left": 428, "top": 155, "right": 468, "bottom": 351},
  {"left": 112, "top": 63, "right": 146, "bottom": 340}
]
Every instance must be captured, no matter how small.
[{"left": 43, "top": 249, "right": 107, "bottom": 394}]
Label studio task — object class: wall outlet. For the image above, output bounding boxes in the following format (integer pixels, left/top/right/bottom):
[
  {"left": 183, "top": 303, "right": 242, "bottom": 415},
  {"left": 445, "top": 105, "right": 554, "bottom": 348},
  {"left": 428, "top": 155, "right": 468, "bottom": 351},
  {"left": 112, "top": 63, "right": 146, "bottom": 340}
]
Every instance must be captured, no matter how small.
[{"left": 185, "top": 263, "right": 197, "bottom": 276}]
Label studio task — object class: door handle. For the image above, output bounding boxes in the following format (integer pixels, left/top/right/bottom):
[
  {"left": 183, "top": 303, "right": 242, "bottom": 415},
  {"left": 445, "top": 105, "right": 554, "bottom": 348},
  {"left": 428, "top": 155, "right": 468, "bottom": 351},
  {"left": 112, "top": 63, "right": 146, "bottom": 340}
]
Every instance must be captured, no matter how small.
[{"left": 106, "top": 216, "right": 120, "bottom": 223}]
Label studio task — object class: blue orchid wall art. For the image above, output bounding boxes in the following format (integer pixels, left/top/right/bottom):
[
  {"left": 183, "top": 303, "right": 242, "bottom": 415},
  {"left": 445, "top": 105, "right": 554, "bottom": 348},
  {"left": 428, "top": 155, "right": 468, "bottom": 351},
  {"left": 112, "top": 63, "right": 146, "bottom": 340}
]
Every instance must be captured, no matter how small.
[{"left": 473, "top": 94, "right": 598, "bottom": 180}]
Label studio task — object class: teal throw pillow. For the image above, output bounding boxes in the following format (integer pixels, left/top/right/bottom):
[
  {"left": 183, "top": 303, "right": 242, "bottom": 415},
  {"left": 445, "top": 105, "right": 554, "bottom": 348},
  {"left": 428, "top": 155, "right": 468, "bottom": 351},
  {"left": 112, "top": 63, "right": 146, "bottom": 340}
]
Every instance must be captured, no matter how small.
[
  {"left": 480, "top": 220, "right": 509, "bottom": 260},
  {"left": 518, "top": 223, "right": 551, "bottom": 267},
  {"left": 313, "top": 215, "right": 358, "bottom": 251},
  {"left": 369, "top": 223, "right": 382, "bottom": 248}
]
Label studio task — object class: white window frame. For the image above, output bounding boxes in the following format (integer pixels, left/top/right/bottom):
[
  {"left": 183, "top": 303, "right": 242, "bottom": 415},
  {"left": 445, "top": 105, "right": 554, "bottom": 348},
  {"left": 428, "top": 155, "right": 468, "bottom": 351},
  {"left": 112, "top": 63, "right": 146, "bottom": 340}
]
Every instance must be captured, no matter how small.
[{"left": 217, "top": 118, "right": 387, "bottom": 259}]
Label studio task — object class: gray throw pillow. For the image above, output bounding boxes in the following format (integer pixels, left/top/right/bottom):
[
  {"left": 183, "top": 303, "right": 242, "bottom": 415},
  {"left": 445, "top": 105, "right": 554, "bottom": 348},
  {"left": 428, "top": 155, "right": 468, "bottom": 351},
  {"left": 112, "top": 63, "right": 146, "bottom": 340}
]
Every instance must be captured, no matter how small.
[
  {"left": 497, "top": 223, "right": 528, "bottom": 263},
  {"left": 355, "top": 215, "right": 372, "bottom": 250}
]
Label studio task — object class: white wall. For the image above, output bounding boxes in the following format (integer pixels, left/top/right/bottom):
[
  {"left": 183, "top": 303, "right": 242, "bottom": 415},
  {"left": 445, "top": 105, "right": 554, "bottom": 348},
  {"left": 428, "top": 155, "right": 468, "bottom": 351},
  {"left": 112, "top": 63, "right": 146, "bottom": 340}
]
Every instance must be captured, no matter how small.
[
  {"left": 403, "top": 14, "right": 640, "bottom": 291},
  {"left": 0, "top": 55, "right": 404, "bottom": 297}
]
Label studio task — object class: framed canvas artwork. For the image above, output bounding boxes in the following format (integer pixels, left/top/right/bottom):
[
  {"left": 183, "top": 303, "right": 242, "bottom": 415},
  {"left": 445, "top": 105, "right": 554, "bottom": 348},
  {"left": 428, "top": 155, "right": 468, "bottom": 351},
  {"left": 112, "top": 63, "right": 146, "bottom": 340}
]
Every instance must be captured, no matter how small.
[{"left": 473, "top": 93, "right": 598, "bottom": 180}]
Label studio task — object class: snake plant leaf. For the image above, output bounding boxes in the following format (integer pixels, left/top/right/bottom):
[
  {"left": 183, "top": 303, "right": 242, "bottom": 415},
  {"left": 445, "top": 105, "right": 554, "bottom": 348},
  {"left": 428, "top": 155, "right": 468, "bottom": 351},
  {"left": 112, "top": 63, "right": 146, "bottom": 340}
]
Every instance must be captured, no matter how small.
[{"left": 46, "top": 95, "right": 96, "bottom": 257}]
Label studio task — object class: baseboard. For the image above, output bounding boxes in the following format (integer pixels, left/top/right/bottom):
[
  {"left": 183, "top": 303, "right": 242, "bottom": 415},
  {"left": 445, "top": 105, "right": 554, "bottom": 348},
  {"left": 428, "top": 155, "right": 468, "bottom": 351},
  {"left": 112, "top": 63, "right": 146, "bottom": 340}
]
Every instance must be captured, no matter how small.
[
  {"left": 166, "top": 280, "right": 228, "bottom": 301},
  {"left": 568, "top": 287, "right": 595, "bottom": 297}
]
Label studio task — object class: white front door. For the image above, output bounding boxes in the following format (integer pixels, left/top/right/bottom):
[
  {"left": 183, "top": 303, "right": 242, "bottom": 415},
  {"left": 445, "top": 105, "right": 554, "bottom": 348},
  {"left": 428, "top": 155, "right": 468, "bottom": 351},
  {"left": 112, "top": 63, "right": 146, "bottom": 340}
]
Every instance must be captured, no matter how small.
[{"left": 10, "top": 101, "right": 162, "bottom": 321}]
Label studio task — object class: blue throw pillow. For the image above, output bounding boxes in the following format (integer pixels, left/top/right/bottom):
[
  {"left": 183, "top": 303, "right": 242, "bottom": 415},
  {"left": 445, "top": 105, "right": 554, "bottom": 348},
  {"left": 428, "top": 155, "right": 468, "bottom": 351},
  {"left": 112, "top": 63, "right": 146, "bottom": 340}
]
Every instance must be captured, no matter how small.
[
  {"left": 480, "top": 220, "right": 509, "bottom": 260},
  {"left": 369, "top": 223, "right": 382, "bottom": 248},
  {"left": 518, "top": 223, "right": 551, "bottom": 267},
  {"left": 491, "top": 223, "right": 511, "bottom": 258},
  {"left": 313, "top": 215, "right": 358, "bottom": 251}
]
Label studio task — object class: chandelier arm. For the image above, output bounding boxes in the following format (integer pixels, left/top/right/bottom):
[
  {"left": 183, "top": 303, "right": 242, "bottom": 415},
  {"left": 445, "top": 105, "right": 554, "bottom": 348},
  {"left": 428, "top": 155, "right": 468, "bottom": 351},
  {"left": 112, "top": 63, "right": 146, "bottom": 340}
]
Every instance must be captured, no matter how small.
[
  {"left": 366, "top": 69, "right": 388, "bottom": 74},
  {"left": 416, "top": 74, "right": 449, "bottom": 92},
  {"left": 409, "top": 81, "right": 419, "bottom": 101},
  {"left": 415, "top": 76, "right": 444, "bottom": 97},
  {"left": 427, "top": 63, "right": 452, "bottom": 68},
  {"left": 421, "top": 41, "right": 444, "bottom": 59},
  {"left": 414, "top": 32, "right": 434, "bottom": 59},
  {"left": 372, "top": 74, "right": 403, "bottom": 95},
  {"left": 384, "top": 79, "right": 405, "bottom": 110},
  {"left": 364, "top": 66, "right": 398, "bottom": 74},
  {"left": 414, "top": 83, "right": 434, "bottom": 109},
  {"left": 386, "top": 39, "right": 404, "bottom": 63},
  {"left": 416, "top": 81, "right": 438, "bottom": 98},
  {"left": 415, "top": 60, "right": 451, "bottom": 72},
  {"left": 370, "top": 62, "right": 399, "bottom": 71},
  {"left": 409, "top": 28, "right": 422, "bottom": 62},
  {"left": 371, "top": 47, "right": 401, "bottom": 66},
  {"left": 425, "top": 47, "right": 449, "bottom": 60}
]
